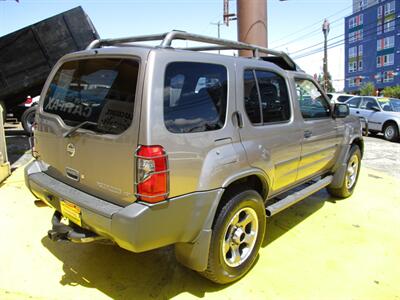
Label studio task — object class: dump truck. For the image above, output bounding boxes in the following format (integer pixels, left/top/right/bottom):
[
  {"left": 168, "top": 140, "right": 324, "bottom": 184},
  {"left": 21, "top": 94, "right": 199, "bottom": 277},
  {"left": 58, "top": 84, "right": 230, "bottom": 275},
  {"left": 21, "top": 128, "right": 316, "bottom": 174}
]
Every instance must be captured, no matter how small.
[{"left": 0, "top": 6, "right": 99, "bottom": 132}]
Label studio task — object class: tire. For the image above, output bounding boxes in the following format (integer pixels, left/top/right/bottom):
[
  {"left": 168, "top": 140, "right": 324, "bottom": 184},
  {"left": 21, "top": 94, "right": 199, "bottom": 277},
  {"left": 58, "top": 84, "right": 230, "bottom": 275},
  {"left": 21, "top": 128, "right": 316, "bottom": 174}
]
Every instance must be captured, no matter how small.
[
  {"left": 383, "top": 122, "right": 399, "bottom": 142},
  {"left": 0, "top": 100, "right": 5, "bottom": 124},
  {"left": 21, "top": 106, "right": 37, "bottom": 134},
  {"left": 327, "top": 145, "right": 361, "bottom": 198},
  {"left": 200, "top": 190, "right": 266, "bottom": 284}
]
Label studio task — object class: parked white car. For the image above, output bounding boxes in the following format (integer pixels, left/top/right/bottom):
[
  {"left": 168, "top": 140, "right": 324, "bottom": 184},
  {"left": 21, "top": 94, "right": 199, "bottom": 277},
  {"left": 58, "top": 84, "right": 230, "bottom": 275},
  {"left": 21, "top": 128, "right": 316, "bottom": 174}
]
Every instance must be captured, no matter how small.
[
  {"left": 346, "top": 96, "right": 400, "bottom": 141},
  {"left": 327, "top": 93, "right": 355, "bottom": 103}
]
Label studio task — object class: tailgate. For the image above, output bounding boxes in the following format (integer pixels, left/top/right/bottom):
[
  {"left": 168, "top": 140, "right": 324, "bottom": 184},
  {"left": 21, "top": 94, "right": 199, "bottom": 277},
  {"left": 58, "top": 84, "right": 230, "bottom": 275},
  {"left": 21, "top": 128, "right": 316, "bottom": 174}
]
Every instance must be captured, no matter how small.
[{"left": 35, "top": 57, "right": 142, "bottom": 206}]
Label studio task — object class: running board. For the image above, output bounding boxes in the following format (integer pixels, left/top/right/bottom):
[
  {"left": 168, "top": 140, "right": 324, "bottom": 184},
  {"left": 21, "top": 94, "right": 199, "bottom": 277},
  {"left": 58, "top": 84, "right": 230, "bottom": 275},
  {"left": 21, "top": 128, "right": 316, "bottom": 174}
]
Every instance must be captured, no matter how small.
[{"left": 265, "top": 175, "right": 333, "bottom": 217}]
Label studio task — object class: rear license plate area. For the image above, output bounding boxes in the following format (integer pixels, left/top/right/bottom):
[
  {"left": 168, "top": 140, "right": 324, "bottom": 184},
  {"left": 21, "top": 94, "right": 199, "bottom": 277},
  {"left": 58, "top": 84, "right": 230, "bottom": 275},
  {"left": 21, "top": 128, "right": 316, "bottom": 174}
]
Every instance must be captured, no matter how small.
[{"left": 60, "top": 200, "right": 82, "bottom": 226}]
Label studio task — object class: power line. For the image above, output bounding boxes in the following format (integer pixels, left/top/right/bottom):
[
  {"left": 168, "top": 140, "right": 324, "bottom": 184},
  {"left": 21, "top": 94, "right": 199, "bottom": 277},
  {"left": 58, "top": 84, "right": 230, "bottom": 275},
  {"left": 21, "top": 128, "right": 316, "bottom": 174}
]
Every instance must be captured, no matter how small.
[
  {"left": 270, "top": 3, "right": 353, "bottom": 45},
  {"left": 289, "top": 32, "right": 343, "bottom": 55},
  {"left": 271, "top": 15, "right": 346, "bottom": 50},
  {"left": 292, "top": 16, "right": 399, "bottom": 60}
]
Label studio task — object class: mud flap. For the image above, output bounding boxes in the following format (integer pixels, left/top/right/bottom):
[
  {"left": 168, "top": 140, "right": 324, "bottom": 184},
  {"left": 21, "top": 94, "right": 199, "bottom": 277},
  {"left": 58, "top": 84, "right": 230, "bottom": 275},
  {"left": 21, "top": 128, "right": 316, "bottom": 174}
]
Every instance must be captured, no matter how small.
[
  {"left": 329, "top": 144, "right": 351, "bottom": 189},
  {"left": 174, "top": 229, "right": 212, "bottom": 272}
]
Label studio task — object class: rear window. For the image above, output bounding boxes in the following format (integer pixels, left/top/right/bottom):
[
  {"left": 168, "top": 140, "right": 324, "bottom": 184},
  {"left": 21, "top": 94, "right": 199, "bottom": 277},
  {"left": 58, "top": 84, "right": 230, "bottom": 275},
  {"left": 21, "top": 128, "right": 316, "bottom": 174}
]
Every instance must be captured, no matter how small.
[
  {"left": 43, "top": 58, "right": 139, "bottom": 134},
  {"left": 164, "top": 62, "right": 227, "bottom": 133}
]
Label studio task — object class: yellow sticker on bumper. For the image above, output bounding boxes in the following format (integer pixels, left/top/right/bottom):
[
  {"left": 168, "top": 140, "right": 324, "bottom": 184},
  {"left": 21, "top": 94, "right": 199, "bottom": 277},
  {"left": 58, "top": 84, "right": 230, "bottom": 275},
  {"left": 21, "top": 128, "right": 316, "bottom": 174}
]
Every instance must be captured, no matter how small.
[{"left": 60, "top": 200, "right": 82, "bottom": 227}]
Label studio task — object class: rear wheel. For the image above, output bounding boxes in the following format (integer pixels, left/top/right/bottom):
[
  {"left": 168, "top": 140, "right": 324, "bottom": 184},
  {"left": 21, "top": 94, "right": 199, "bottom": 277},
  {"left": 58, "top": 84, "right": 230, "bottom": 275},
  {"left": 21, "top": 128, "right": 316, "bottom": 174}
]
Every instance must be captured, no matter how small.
[
  {"left": 200, "top": 190, "right": 266, "bottom": 284},
  {"left": 327, "top": 145, "right": 361, "bottom": 198},
  {"left": 383, "top": 122, "right": 399, "bottom": 142},
  {"left": 21, "top": 106, "right": 36, "bottom": 134}
]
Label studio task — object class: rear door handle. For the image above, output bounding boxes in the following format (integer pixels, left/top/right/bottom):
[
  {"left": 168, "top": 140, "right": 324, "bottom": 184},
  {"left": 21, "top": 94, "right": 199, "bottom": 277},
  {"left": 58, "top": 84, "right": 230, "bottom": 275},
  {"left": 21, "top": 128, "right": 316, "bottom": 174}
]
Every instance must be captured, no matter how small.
[
  {"left": 304, "top": 130, "right": 312, "bottom": 138},
  {"left": 356, "top": 111, "right": 360, "bottom": 114}
]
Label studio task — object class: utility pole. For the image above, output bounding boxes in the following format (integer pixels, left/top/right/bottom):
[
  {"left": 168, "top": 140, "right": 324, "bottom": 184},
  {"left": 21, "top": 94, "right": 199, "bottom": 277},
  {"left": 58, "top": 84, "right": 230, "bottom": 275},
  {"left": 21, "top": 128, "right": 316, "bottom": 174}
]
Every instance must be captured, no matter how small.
[
  {"left": 322, "top": 19, "right": 330, "bottom": 92},
  {"left": 237, "top": 0, "right": 268, "bottom": 56},
  {"left": 210, "top": 21, "right": 223, "bottom": 53},
  {"left": 211, "top": 21, "right": 222, "bottom": 39},
  {"left": 223, "top": 0, "right": 236, "bottom": 26}
]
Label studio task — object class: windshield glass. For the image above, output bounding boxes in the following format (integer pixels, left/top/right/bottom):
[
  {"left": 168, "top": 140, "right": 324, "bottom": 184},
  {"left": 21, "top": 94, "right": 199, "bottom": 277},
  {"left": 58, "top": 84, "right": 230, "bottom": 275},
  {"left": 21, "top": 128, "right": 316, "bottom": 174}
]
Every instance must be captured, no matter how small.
[
  {"left": 43, "top": 58, "right": 139, "bottom": 134},
  {"left": 378, "top": 98, "right": 400, "bottom": 112}
]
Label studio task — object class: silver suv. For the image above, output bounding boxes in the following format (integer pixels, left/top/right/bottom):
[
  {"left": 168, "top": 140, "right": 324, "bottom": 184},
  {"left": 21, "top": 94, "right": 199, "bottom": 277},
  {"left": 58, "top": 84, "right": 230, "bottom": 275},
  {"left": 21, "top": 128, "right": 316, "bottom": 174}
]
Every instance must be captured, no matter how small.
[{"left": 25, "top": 31, "right": 363, "bottom": 284}]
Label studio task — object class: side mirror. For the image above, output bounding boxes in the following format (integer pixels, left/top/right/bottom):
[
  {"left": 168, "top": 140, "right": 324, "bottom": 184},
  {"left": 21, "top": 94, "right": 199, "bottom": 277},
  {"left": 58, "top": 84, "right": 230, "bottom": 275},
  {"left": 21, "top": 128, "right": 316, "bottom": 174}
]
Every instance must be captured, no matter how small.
[
  {"left": 371, "top": 105, "right": 381, "bottom": 112},
  {"left": 333, "top": 103, "right": 349, "bottom": 118}
]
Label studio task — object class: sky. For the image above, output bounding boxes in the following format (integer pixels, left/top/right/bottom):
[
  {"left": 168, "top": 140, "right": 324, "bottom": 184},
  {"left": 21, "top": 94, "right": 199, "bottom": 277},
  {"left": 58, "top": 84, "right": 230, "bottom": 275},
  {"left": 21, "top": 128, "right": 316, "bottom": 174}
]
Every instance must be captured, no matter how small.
[{"left": 0, "top": 0, "right": 353, "bottom": 91}]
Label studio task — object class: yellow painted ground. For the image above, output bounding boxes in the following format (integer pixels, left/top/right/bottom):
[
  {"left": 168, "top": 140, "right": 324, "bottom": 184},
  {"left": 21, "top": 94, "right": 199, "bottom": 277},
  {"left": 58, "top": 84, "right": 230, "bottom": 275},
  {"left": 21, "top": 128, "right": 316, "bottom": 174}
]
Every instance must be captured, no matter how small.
[{"left": 0, "top": 163, "right": 399, "bottom": 300}]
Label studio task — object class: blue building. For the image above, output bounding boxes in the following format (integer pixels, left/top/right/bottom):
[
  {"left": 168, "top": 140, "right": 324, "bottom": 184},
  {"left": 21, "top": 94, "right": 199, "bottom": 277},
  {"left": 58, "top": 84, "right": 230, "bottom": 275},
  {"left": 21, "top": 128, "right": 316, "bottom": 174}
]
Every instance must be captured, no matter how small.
[{"left": 345, "top": 0, "right": 400, "bottom": 93}]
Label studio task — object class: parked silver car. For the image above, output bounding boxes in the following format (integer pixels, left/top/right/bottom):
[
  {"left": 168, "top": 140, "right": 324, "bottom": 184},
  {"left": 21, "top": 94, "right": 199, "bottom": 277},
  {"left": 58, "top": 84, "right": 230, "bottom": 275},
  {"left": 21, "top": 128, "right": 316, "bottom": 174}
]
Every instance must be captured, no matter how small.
[
  {"left": 346, "top": 96, "right": 400, "bottom": 141},
  {"left": 24, "top": 31, "right": 363, "bottom": 284},
  {"left": 327, "top": 92, "right": 354, "bottom": 104}
]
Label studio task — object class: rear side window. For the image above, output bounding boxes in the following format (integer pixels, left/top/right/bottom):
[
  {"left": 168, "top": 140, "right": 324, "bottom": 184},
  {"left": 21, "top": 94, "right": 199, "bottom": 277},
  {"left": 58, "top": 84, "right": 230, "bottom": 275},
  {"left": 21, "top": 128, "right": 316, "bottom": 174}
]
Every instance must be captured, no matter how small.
[
  {"left": 244, "top": 70, "right": 262, "bottom": 124},
  {"left": 347, "top": 97, "right": 361, "bottom": 108},
  {"left": 43, "top": 58, "right": 139, "bottom": 134},
  {"left": 337, "top": 96, "right": 352, "bottom": 103},
  {"left": 164, "top": 62, "right": 227, "bottom": 133},
  {"left": 243, "top": 69, "right": 291, "bottom": 125},
  {"left": 256, "top": 70, "right": 291, "bottom": 123}
]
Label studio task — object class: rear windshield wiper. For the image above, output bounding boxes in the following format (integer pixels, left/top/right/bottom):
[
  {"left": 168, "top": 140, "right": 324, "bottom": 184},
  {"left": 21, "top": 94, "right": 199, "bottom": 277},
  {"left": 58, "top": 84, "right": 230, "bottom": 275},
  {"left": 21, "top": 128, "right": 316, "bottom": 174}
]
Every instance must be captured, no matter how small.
[{"left": 63, "top": 121, "right": 98, "bottom": 138}]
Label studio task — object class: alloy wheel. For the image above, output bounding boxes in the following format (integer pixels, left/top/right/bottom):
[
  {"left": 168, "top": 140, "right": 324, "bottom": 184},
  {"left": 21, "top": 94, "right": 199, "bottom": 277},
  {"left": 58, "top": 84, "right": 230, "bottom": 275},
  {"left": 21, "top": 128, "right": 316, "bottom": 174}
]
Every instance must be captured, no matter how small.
[{"left": 222, "top": 207, "right": 258, "bottom": 268}]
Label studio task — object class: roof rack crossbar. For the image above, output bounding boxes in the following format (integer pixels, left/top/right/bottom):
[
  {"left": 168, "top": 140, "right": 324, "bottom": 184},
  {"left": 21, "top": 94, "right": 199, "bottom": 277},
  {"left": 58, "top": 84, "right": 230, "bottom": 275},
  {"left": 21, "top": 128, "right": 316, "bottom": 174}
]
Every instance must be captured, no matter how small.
[
  {"left": 86, "top": 30, "right": 296, "bottom": 69},
  {"left": 86, "top": 32, "right": 169, "bottom": 50}
]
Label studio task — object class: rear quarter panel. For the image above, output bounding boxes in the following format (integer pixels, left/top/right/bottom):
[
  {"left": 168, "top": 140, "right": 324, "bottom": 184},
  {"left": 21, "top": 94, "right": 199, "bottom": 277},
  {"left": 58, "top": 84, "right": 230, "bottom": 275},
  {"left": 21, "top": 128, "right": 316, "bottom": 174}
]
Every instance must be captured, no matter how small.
[{"left": 139, "top": 50, "right": 252, "bottom": 198}]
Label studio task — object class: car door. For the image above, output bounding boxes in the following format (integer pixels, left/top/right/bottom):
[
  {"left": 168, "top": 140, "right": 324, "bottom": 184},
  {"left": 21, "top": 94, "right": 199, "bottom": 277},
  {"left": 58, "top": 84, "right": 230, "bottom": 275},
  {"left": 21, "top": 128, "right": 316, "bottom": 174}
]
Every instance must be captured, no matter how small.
[
  {"left": 294, "top": 77, "right": 340, "bottom": 181},
  {"left": 347, "top": 96, "right": 362, "bottom": 114},
  {"left": 356, "top": 97, "right": 382, "bottom": 131},
  {"left": 236, "top": 64, "right": 303, "bottom": 193}
]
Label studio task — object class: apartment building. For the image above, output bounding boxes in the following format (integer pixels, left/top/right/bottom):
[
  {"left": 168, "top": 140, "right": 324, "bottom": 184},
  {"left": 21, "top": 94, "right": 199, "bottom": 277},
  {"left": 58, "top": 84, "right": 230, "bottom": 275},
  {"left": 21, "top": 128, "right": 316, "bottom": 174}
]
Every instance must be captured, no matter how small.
[{"left": 345, "top": 0, "right": 399, "bottom": 92}]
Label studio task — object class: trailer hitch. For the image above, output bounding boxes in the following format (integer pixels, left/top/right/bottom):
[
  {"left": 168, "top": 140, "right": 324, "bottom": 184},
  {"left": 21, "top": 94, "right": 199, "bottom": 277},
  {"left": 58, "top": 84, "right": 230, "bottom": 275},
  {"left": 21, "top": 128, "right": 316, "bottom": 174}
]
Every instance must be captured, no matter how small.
[{"left": 48, "top": 211, "right": 107, "bottom": 243}]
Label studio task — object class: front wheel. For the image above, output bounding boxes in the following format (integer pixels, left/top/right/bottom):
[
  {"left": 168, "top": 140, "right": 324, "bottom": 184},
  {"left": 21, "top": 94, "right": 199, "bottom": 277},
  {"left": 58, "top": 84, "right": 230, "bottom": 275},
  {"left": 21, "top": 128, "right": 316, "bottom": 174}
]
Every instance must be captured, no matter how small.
[
  {"left": 327, "top": 145, "right": 361, "bottom": 198},
  {"left": 200, "top": 190, "right": 266, "bottom": 284}
]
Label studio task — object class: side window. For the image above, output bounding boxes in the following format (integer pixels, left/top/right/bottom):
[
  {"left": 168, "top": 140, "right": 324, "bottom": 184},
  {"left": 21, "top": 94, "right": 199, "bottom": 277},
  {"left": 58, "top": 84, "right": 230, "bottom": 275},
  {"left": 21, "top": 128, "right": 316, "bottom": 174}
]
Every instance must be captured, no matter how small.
[
  {"left": 295, "top": 79, "right": 331, "bottom": 119},
  {"left": 347, "top": 97, "right": 362, "bottom": 108},
  {"left": 244, "top": 70, "right": 261, "bottom": 124},
  {"left": 360, "top": 97, "right": 378, "bottom": 110},
  {"left": 164, "top": 62, "right": 227, "bottom": 133},
  {"left": 337, "top": 96, "right": 352, "bottom": 103},
  {"left": 243, "top": 69, "right": 291, "bottom": 125},
  {"left": 255, "top": 71, "right": 291, "bottom": 123}
]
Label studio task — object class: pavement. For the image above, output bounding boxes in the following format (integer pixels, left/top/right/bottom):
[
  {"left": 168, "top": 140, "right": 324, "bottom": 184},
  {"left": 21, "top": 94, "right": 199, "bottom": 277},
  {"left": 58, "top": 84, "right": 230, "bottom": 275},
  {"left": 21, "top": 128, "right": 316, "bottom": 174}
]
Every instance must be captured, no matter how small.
[
  {"left": 4, "top": 123, "right": 32, "bottom": 171},
  {"left": 0, "top": 124, "right": 400, "bottom": 300},
  {"left": 362, "top": 134, "right": 400, "bottom": 178}
]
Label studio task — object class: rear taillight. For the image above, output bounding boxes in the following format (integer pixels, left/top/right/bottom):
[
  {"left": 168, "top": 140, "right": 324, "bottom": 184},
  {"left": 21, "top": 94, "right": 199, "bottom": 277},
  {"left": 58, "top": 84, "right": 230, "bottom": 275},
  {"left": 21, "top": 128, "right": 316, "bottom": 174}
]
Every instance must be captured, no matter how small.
[
  {"left": 135, "top": 145, "right": 169, "bottom": 203},
  {"left": 24, "top": 95, "right": 32, "bottom": 105}
]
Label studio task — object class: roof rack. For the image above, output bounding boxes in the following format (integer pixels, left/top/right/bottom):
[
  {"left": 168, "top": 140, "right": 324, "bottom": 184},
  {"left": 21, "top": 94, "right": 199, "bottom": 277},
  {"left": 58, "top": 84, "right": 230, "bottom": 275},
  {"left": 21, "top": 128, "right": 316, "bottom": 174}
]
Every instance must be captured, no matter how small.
[{"left": 86, "top": 30, "right": 299, "bottom": 71}]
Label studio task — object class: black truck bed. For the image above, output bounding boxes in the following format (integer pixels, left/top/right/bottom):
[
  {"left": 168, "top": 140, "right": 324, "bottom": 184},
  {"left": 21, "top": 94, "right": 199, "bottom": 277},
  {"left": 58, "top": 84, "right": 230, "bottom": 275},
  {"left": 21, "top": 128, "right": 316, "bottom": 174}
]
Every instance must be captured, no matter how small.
[{"left": 0, "top": 6, "right": 99, "bottom": 108}]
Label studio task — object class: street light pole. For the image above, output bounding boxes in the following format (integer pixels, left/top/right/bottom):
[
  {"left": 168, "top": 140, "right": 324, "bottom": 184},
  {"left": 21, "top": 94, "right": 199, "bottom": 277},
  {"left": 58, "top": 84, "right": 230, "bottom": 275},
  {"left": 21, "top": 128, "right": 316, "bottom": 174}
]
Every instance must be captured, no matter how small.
[
  {"left": 210, "top": 21, "right": 222, "bottom": 53},
  {"left": 322, "top": 19, "right": 330, "bottom": 92}
]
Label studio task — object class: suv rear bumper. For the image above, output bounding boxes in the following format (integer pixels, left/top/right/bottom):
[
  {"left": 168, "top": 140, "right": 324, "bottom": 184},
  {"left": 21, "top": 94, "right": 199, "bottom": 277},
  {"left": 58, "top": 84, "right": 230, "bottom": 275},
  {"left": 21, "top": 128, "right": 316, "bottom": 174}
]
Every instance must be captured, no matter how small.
[{"left": 25, "top": 160, "right": 223, "bottom": 253}]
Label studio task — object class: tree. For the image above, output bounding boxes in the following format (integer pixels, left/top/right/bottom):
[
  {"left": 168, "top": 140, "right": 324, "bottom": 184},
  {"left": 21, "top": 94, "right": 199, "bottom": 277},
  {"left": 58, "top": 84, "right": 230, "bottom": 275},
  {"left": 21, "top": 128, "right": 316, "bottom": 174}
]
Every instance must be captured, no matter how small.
[
  {"left": 360, "top": 82, "right": 375, "bottom": 96},
  {"left": 383, "top": 85, "right": 400, "bottom": 98},
  {"left": 317, "top": 72, "right": 335, "bottom": 93}
]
